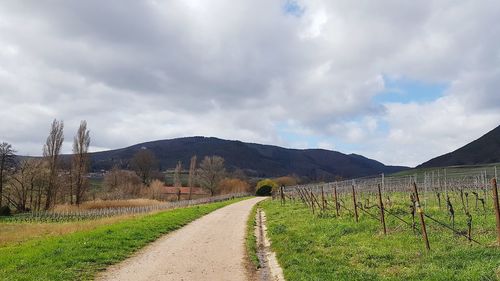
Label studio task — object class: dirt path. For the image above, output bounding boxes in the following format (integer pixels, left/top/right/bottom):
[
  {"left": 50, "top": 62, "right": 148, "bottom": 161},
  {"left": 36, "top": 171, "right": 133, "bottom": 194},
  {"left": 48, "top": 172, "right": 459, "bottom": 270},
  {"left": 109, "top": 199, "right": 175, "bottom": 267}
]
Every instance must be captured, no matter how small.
[{"left": 97, "top": 197, "right": 267, "bottom": 281}]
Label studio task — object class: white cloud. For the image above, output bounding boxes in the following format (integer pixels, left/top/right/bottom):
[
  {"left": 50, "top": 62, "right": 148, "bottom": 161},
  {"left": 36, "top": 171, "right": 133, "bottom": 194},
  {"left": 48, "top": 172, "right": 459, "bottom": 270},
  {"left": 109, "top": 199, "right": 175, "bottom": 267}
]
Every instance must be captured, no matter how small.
[{"left": 0, "top": 0, "right": 499, "bottom": 167}]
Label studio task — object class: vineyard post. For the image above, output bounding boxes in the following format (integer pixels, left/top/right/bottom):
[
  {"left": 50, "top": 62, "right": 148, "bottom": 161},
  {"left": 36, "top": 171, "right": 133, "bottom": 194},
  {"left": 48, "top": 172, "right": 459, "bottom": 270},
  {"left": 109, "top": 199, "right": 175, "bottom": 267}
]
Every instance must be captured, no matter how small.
[
  {"left": 413, "top": 182, "right": 430, "bottom": 251},
  {"left": 491, "top": 178, "right": 500, "bottom": 246},
  {"left": 333, "top": 184, "right": 339, "bottom": 216},
  {"left": 352, "top": 183, "right": 359, "bottom": 223},
  {"left": 484, "top": 172, "right": 488, "bottom": 204},
  {"left": 424, "top": 172, "right": 428, "bottom": 209},
  {"left": 381, "top": 173, "right": 385, "bottom": 192},
  {"left": 306, "top": 188, "right": 315, "bottom": 213},
  {"left": 444, "top": 169, "right": 447, "bottom": 197},
  {"left": 280, "top": 186, "right": 285, "bottom": 205},
  {"left": 377, "top": 184, "right": 387, "bottom": 235},
  {"left": 438, "top": 170, "right": 441, "bottom": 193},
  {"left": 310, "top": 191, "right": 322, "bottom": 211},
  {"left": 309, "top": 189, "right": 316, "bottom": 214},
  {"left": 299, "top": 188, "right": 310, "bottom": 208},
  {"left": 296, "top": 187, "right": 307, "bottom": 205},
  {"left": 321, "top": 185, "right": 326, "bottom": 211}
]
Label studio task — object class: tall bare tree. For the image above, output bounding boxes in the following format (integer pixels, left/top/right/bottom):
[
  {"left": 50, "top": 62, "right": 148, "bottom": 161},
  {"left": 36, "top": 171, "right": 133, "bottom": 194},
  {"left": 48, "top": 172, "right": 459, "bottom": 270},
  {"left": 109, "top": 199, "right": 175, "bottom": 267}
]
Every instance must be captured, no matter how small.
[
  {"left": 0, "top": 142, "right": 16, "bottom": 207},
  {"left": 43, "top": 119, "right": 64, "bottom": 210},
  {"left": 72, "top": 120, "right": 90, "bottom": 205},
  {"left": 131, "top": 149, "right": 157, "bottom": 185},
  {"left": 197, "top": 156, "right": 226, "bottom": 196},
  {"left": 173, "top": 161, "right": 182, "bottom": 187},
  {"left": 188, "top": 155, "right": 197, "bottom": 200}
]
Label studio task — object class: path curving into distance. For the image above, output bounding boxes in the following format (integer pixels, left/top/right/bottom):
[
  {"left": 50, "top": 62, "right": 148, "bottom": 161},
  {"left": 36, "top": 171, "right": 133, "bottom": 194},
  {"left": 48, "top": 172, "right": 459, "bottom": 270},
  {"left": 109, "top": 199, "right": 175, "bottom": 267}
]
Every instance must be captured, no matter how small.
[{"left": 97, "top": 197, "right": 267, "bottom": 281}]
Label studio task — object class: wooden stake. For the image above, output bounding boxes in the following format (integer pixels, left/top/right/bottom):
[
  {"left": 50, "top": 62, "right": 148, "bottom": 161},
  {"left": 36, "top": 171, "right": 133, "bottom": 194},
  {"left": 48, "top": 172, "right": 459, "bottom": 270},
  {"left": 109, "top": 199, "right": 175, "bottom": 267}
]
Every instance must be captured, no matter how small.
[
  {"left": 377, "top": 184, "right": 387, "bottom": 235},
  {"left": 310, "top": 191, "right": 322, "bottom": 210},
  {"left": 333, "top": 185, "right": 339, "bottom": 216},
  {"left": 280, "top": 186, "right": 285, "bottom": 205},
  {"left": 302, "top": 188, "right": 314, "bottom": 211},
  {"left": 309, "top": 190, "right": 316, "bottom": 214},
  {"left": 321, "top": 185, "right": 326, "bottom": 211},
  {"left": 295, "top": 187, "right": 306, "bottom": 205},
  {"left": 352, "top": 184, "right": 359, "bottom": 223},
  {"left": 491, "top": 178, "right": 500, "bottom": 246},
  {"left": 413, "top": 182, "right": 430, "bottom": 251}
]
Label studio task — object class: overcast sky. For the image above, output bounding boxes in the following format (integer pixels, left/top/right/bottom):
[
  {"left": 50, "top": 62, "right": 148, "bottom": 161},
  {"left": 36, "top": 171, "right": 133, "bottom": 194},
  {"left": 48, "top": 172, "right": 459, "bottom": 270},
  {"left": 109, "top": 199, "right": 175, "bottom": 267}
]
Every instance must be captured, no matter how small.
[{"left": 1, "top": 1, "right": 499, "bottom": 167}]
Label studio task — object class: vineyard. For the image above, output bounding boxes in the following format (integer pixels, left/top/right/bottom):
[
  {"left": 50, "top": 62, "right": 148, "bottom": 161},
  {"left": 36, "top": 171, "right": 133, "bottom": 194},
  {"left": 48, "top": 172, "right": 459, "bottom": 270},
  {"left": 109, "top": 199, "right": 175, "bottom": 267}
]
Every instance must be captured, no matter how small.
[
  {"left": 0, "top": 193, "right": 250, "bottom": 223},
  {"left": 279, "top": 165, "right": 500, "bottom": 249}
]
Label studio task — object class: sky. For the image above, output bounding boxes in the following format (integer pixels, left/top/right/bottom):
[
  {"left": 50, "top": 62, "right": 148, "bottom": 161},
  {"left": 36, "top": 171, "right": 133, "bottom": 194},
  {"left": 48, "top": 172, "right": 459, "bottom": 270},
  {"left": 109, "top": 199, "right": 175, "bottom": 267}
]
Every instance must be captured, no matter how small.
[{"left": 0, "top": 0, "right": 499, "bottom": 167}]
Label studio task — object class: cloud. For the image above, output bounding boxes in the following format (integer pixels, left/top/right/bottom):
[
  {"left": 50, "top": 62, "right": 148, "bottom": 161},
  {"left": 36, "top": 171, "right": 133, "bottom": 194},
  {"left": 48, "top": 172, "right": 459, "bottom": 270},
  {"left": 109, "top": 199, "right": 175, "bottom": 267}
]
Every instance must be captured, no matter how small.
[{"left": 0, "top": 0, "right": 499, "bottom": 167}]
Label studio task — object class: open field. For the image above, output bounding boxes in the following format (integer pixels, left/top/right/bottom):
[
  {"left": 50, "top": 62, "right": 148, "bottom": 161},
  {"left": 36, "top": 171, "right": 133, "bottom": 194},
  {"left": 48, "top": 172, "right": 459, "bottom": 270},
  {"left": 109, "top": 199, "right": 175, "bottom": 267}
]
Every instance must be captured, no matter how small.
[
  {"left": 261, "top": 198, "right": 500, "bottom": 280},
  {"left": 0, "top": 197, "right": 248, "bottom": 281},
  {"left": 0, "top": 214, "right": 144, "bottom": 246}
]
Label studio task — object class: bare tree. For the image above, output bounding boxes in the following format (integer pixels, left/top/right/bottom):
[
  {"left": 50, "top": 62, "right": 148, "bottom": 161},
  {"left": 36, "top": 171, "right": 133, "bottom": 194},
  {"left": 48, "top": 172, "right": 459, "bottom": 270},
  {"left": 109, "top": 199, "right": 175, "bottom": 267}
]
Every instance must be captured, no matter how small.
[
  {"left": 173, "top": 161, "right": 182, "bottom": 187},
  {"left": 0, "top": 142, "right": 16, "bottom": 207},
  {"left": 72, "top": 121, "right": 90, "bottom": 205},
  {"left": 188, "top": 155, "right": 197, "bottom": 200},
  {"left": 59, "top": 157, "right": 74, "bottom": 204},
  {"left": 197, "top": 156, "right": 226, "bottom": 196},
  {"left": 4, "top": 159, "right": 40, "bottom": 211},
  {"left": 43, "top": 119, "right": 64, "bottom": 210},
  {"left": 103, "top": 167, "right": 142, "bottom": 199},
  {"left": 28, "top": 159, "right": 47, "bottom": 211},
  {"left": 131, "top": 149, "right": 157, "bottom": 185}
]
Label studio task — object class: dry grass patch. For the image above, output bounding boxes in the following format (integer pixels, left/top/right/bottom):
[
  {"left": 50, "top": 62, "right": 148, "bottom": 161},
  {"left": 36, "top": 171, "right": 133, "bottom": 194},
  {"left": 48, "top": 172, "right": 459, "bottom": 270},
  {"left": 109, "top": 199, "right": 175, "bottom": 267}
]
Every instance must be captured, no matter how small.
[
  {"left": 53, "top": 198, "right": 163, "bottom": 212},
  {"left": 0, "top": 214, "right": 144, "bottom": 246}
]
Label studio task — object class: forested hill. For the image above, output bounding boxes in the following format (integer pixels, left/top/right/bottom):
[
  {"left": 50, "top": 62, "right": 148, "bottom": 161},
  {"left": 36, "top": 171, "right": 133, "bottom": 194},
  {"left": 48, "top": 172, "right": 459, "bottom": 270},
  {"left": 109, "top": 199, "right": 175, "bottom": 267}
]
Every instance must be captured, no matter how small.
[
  {"left": 419, "top": 125, "right": 500, "bottom": 168},
  {"left": 89, "top": 137, "right": 408, "bottom": 180}
]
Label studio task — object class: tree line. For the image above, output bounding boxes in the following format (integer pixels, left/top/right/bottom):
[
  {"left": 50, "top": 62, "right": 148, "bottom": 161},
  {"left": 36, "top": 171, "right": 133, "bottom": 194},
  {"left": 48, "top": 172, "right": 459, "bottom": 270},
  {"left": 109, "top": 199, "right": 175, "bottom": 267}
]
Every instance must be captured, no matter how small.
[
  {"left": 0, "top": 119, "right": 258, "bottom": 214},
  {"left": 0, "top": 119, "right": 90, "bottom": 213}
]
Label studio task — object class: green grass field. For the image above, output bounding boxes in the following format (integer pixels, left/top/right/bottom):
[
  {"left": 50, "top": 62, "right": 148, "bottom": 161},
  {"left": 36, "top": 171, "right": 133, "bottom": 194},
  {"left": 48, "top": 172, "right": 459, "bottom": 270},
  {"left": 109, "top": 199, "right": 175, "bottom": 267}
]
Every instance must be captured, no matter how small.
[
  {"left": 0, "top": 197, "right": 247, "bottom": 281},
  {"left": 261, "top": 198, "right": 500, "bottom": 281}
]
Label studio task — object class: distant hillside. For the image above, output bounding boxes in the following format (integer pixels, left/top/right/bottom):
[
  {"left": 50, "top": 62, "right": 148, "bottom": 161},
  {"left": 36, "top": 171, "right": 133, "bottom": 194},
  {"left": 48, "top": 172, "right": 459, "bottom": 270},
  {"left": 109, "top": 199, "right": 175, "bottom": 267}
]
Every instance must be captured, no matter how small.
[
  {"left": 88, "top": 137, "right": 407, "bottom": 180},
  {"left": 419, "top": 125, "right": 500, "bottom": 168}
]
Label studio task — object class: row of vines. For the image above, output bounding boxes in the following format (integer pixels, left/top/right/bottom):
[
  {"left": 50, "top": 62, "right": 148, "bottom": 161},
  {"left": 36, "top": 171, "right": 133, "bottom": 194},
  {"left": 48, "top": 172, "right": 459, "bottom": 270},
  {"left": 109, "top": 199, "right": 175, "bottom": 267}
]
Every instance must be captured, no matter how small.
[
  {"left": 2, "top": 192, "right": 250, "bottom": 223},
  {"left": 278, "top": 166, "right": 500, "bottom": 250}
]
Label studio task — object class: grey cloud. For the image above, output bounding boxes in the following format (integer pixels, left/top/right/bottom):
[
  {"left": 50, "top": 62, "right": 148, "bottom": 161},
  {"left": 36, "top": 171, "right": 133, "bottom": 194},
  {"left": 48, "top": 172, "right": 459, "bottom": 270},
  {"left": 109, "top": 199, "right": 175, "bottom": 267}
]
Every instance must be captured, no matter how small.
[{"left": 0, "top": 0, "right": 499, "bottom": 167}]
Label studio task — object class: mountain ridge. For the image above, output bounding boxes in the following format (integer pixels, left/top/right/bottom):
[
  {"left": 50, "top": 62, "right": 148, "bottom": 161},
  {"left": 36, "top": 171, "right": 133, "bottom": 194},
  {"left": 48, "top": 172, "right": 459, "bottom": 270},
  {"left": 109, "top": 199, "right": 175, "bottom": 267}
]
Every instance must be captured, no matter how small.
[
  {"left": 88, "top": 136, "right": 408, "bottom": 180},
  {"left": 418, "top": 125, "right": 500, "bottom": 168}
]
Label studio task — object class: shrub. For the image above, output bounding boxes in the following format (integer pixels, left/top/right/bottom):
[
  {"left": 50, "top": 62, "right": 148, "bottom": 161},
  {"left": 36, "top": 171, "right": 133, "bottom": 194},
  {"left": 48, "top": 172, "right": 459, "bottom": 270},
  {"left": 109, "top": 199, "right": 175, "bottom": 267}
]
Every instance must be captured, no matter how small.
[
  {"left": 219, "top": 178, "right": 250, "bottom": 194},
  {"left": 274, "top": 175, "right": 299, "bottom": 187},
  {"left": 0, "top": 206, "right": 11, "bottom": 216},
  {"left": 256, "top": 185, "right": 273, "bottom": 196},
  {"left": 255, "top": 179, "right": 278, "bottom": 196}
]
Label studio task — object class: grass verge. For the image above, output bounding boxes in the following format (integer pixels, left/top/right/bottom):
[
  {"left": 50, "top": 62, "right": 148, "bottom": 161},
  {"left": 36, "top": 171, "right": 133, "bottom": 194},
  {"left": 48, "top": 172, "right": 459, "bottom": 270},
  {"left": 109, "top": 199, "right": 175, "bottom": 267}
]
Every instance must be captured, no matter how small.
[
  {"left": 0, "top": 197, "right": 248, "bottom": 281},
  {"left": 261, "top": 199, "right": 500, "bottom": 281},
  {"left": 245, "top": 202, "right": 261, "bottom": 269}
]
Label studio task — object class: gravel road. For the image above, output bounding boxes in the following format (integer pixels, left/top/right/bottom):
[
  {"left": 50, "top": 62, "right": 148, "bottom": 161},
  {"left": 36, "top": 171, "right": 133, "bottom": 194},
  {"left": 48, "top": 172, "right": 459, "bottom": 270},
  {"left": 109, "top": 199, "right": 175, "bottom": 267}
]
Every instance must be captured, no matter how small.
[{"left": 97, "top": 197, "right": 267, "bottom": 281}]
